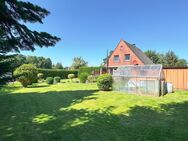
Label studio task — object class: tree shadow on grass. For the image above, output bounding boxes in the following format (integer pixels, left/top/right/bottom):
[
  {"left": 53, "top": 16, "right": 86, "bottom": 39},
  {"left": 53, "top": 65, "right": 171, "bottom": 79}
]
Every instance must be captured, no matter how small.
[
  {"left": 0, "top": 90, "right": 188, "bottom": 141},
  {"left": 35, "top": 102, "right": 188, "bottom": 141}
]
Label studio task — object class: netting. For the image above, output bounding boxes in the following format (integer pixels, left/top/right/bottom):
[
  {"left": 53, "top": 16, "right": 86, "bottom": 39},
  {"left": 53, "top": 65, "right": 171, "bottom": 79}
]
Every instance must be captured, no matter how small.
[{"left": 112, "top": 65, "right": 163, "bottom": 96}]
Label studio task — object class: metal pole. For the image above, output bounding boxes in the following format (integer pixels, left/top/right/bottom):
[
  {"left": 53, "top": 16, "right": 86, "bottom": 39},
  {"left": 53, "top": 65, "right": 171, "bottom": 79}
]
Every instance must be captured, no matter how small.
[{"left": 106, "top": 49, "right": 109, "bottom": 73}]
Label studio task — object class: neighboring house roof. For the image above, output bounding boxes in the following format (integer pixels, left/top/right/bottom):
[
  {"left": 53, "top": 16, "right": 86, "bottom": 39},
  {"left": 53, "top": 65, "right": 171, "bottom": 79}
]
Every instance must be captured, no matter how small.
[{"left": 124, "top": 41, "right": 154, "bottom": 65}]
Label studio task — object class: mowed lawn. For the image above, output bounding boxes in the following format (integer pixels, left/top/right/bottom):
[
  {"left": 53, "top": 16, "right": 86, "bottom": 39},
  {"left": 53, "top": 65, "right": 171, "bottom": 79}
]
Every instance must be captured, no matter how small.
[{"left": 0, "top": 82, "right": 188, "bottom": 141}]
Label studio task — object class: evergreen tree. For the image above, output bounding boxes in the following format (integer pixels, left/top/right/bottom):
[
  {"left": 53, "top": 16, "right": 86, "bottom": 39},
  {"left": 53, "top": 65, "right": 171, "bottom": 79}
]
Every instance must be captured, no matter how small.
[
  {"left": 0, "top": 0, "right": 60, "bottom": 54},
  {"left": 0, "top": 0, "right": 60, "bottom": 83},
  {"left": 144, "top": 50, "right": 159, "bottom": 64},
  {"left": 176, "top": 59, "right": 187, "bottom": 67},
  {"left": 165, "top": 51, "right": 178, "bottom": 67},
  {"left": 55, "top": 62, "right": 63, "bottom": 69},
  {"left": 0, "top": 55, "right": 16, "bottom": 84}
]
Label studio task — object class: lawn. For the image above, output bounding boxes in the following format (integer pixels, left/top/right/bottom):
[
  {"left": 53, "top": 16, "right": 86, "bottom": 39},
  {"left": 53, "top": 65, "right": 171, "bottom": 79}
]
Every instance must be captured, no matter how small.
[{"left": 0, "top": 82, "right": 188, "bottom": 141}]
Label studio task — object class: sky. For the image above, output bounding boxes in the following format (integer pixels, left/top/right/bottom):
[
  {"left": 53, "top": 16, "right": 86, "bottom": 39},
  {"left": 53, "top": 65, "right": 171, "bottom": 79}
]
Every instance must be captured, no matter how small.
[{"left": 21, "top": 0, "right": 188, "bottom": 66}]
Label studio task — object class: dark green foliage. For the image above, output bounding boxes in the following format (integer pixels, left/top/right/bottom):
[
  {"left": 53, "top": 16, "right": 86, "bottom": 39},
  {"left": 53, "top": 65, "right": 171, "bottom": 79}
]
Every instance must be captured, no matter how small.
[
  {"left": 0, "top": 55, "right": 16, "bottom": 84},
  {"left": 14, "top": 55, "right": 52, "bottom": 69},
  {"left": 71, "top": 57, "right": 88, "bottom": 70},
  {"left": 0, "top": 0, "right": 60, "bottom": 54},
  {"left": 164, "top": 51, "right": 179, "bottom": 67},
  {"left": 97, "top": 74, "right": 113, "bottom": 91},
  {"left": 0, "top": 0, "right": 59, "bottom": 83},
  {"left": 176, "top": 59, "right": 187, "bottom": 67},
  {"left": 38, "top": 69, "right": 78, "bottom": 79},
  {"left": 79, "top": 73, "right": 89, "bottom": 83},
  {"left": 54, "top": 76, "right": 61, "bottom": 84},
  {"left": 145, "top": 50, "right": 187, "bottom": 67},
  {"left": 46, "top": 77, "right": 54, "bottom": 84},
  {"left": 144, "top": 50, "right": 159, "bottom": 64},
  {"left": 26, "top": 56, "right": 52, "bottom": 69},
  {"left": 14, "top": 64, "right": 38, "bottom": 87},
  {"left": 54, "top": 62, "right": 63, "bottom": 69},
  {"left": 13, "top": 54, "right": 27, "bottom": 68},
  {"left": 78, "top": 67, "right": 101, "bottom": 77}
]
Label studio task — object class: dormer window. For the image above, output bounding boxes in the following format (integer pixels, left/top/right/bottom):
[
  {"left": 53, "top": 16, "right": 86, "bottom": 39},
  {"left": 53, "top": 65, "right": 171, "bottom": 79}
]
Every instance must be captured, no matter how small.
[
  {"left": 114, "top": 55, "right": 119, "bottom": 62},
  {"left": 125, "top": 54, "right": 130, "bottom": 61}
]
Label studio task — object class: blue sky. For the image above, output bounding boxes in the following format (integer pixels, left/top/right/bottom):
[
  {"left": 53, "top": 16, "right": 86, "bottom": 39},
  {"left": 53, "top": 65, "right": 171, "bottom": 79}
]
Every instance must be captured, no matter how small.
[{"left": 22, "top": 0, "right": 188, "bottom": 66}]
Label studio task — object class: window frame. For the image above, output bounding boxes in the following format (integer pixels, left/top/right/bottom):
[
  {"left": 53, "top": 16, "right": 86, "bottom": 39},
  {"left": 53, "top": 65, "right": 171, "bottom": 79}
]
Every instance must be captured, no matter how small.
[
  {"left": 124, "top": 54, "right": 131, "bottom": 61},
  {"left": 113, "top": 55, "right": 120, "bottom": 62}
]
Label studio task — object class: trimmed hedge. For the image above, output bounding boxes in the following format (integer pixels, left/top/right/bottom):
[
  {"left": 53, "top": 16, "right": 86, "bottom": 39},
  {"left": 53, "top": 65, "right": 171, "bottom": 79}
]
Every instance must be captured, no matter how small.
[
  {"left": 54, "top": 76, "right": 61, "bottom": 84},
  {"left": 78, "top": 66, "right": 101, "bottom": 77},
  {"left": 38, "top": 69, "right": 78, "bottom": 79},
  {"left": 46, "top": 77, "right": 54, "bottom": 84}
]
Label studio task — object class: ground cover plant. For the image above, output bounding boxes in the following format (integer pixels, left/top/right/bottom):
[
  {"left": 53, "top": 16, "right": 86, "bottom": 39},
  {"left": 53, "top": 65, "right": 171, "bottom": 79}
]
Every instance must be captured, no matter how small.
[{"left": 0, "top": 82, "right": 188, "bottom": 141}]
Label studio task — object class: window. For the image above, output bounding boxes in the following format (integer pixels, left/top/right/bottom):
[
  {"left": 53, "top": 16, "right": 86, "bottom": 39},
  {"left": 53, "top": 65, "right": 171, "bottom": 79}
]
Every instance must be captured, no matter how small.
[
  {"left": 125, "top": 54, "right": 131, "bottom": 61},
  {"left": 114, "top": 55, "right": 119, "bottom": 62}
]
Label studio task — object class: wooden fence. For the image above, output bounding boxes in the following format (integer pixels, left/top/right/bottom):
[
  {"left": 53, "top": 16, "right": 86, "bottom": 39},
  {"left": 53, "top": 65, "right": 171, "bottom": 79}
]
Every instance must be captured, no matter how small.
[{"left": 163, "top": 67, "right": 188, "bottom": 90}]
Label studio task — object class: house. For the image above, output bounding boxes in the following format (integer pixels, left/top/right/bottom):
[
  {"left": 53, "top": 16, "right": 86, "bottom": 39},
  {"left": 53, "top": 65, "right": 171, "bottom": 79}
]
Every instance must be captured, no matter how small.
[{"left": 106, "top": 40, "right": 153, "bottom": 68}]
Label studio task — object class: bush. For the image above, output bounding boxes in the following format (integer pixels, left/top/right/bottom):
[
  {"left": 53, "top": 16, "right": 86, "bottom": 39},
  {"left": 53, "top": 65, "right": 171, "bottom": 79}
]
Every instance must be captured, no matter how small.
[
  {"left": 87, "top": 75, "right": 97, "bottom": 83},
  {"left": 73, "top": 79, "right": 80, "bottom": 83},
  {"left": 97, "top": 74, "right": 113, "bottom": 91},
  {"left": 14, "top": 64, "right": 38, "bottom": 87},
  {"left": 38, "top": 69, "right": 78, "bottom": 79},
  {"left": 37, "top": 73, "right": 44, "bottom": 80},
  {"left": 46, "top": 77, "right": 54, "bottom": 84},
  {"left": 78, "top": 67, "right": 101, "bottom": 77},
  {"left": 68, "top": 74, "right": 75, "bottom": 80},
  {"left": 54, "top": 76, "right": 61, "bottom": 84},
  {"left": 79, "top": 73, "right": 89, "bottom": 83}
]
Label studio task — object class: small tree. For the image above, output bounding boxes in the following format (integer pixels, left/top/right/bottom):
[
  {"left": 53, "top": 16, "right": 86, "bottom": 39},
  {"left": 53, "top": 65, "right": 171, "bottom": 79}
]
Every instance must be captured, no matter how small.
[
  {"left": 145, "top": 50, "right": 159, "bottom": 64},
  {"left": 165, "top": 51, "right": 178, "bottom": 67},
  {"left": 71, "top": 57, "right": 88, "bottom": 70},
  {"left": 14, "top": 64, "right": 38, "bottom": 87},
  {"left": 176, "top": 59, "right": 187, "bottom": 67},
  {"left": 55, "top": 62, "right": 63, "bottom": 69}
]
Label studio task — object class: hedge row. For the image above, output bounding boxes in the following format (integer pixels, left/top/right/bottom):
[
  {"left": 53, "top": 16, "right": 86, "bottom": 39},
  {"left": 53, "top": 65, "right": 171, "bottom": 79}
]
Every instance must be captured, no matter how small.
[
  {"left": 38, "top": 69, "right": 78, "bottom": 79},
  {"left": 78, "top": 66, "right": 101, "bottom": 77}
]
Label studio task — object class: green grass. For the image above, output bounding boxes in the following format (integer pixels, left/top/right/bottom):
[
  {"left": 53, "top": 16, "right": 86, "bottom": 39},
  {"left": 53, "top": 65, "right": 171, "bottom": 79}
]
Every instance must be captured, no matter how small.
[{"left": 0, "top": 82, "right": 188, "bottom": 141}]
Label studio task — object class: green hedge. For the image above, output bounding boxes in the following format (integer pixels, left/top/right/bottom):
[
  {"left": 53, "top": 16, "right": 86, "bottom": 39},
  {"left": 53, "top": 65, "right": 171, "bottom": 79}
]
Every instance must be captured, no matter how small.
[
  {"left": 78, "top": 66, "right": 101, "bottom": 77},
  {"left": 38, "top": 69, "right": 78, "bottom": 79}
]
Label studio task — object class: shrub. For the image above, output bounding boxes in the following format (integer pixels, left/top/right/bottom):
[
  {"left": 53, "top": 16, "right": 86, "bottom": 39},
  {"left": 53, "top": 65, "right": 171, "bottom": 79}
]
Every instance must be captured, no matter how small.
[
  {"left": 87, "top": 75, "right": 97, "bottom": 83},
  {"left": 54, "top": 76, "right": 61, "bottom": 84},
  {"left": 37, "top": 73, "right": 44, "bottom": 80},
  {"left": 78, "top": 67, "right": 101, "bottom": 77},
  {"left": 38, "top": 69, "right": 78, "bottom": 79},
  {"left": 68, "top": 74, "right": 75, "bottom": 80},
  {"left": 73, "top": 79, "right": 80, "bottom": 83},
  {"left": 79, "top": 73, "right": 89, "bottom": 83},
  {"left": 46, "top": 77, "right": 54, "bottom": 84},
  {"left": 97, "top": 74, "right": 113, "bottom": 91},
  {"left": 14, "top": 64, "right": 38, "bottom": 87}
]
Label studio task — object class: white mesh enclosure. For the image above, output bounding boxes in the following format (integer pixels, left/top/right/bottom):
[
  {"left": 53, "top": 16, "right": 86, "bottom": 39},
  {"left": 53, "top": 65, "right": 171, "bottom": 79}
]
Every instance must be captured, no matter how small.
[{"left": 112, "top": 65, "right": 163, "bottom": 96}]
